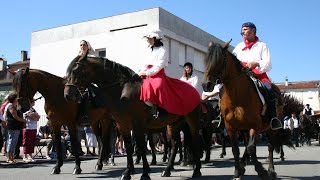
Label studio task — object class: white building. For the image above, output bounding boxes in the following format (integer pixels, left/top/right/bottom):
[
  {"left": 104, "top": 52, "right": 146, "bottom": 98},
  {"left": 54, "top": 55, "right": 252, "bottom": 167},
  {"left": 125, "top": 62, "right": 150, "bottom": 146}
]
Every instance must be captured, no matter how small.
[
  {"left": 276, "top": 80, "right": 320, "bottom": 112},
  {"left": 30, "top": 7, "right": 225, "bottom": 118}
]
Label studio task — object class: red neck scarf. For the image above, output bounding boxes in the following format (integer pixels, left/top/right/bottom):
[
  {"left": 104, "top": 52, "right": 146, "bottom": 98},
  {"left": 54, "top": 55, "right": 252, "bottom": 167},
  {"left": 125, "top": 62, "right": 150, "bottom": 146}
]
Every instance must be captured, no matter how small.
[{"left": 242, "top": 36, "right": 259, "bottom": 51}]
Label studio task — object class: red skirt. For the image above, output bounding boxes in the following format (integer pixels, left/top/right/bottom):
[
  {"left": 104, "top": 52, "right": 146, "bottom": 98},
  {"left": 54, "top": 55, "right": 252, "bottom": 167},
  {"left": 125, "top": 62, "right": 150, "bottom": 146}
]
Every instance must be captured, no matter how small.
[{"left": 140, "top": 68, "right": 200, "bottom": 115}]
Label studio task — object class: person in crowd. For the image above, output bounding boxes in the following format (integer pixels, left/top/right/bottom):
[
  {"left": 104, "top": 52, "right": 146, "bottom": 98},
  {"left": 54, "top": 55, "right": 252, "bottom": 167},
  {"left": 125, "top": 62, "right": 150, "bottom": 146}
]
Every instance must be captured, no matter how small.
[
  {"left": 38, "top": 120, "right": 54, "bottom": 160},
  {"left": 0, "top": 110, "right": 4, "bottom": 155},
  {"left": 288, "top": 112, "right": 301, "bottom": 147},
  {"left": 60, "top": 125, "right": 72, "bottom": 158},
  {"left": 303, "top": 104, "right": 314, "bottom": 116},
  {"left": 4, "top": 93, "right": 26, "bottom": 164},
  {"left": 232, "top": 22, "right": 282, "bottom": 130},
  {"left": 201, "top": 79, "right": 223, "bottom": 110},
  {"left": 84, "top": 126, "right": 97, "bottom": 156},
  {"left": 1, "top": 93, "right": 11, "bottom": 156},
  {"left": 22, "top": 100, "right": 40, "bottom": 162},
  {"left": 138, "top": 28, "right": 200, "bottom": 120},
  {"left": 115, "top": 132, "right": 125, "bottom": 156},
  {"left": 180, "top": 62, "right": 199, "bottom": 88}
]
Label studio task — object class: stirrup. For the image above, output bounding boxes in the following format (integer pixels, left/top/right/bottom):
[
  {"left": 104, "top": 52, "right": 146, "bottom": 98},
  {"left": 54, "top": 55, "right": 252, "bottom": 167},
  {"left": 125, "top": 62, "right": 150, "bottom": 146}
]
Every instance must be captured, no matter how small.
[{"left": 270, "top": 118, "right": 282, "bottom": 130}]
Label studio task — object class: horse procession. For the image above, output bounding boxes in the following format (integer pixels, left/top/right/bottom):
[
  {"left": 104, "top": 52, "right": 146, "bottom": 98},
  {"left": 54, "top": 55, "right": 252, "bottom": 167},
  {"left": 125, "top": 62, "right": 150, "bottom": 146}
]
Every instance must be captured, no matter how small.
[{"left": 0, "top": 37, "right": 316, "bottom": 180}]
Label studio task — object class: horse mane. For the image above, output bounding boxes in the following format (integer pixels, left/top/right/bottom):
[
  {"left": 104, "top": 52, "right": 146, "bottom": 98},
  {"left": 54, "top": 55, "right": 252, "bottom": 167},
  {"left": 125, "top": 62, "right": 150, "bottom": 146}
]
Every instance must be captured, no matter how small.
[
  {"left": 88, "top": 56, "right": 142, "bottom": 83},
  {"left": 13, "top": 68, "right": 66, "bottom": 92},
  {"left": 204, "top": 42, "right": 244, "bottom": 79},
  {"left": 12, "top": 69, "right": 24, "bottom": 92},
  {"left": 66, "top": 56, "right": 81, "bottom": 76}
]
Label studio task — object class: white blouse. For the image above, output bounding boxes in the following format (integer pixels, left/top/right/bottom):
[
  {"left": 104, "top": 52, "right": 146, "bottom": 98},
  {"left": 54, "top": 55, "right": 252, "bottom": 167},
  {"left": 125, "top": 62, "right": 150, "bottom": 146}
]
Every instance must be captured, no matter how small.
[
  {"left": 232, "top": 41, "right": 271, "bottom": 74},
  {"left": 180, "top": 75, "right": 199, "bottom": 88},
  {"left": 142, "top": 46, "right": 169, "bottom": 76}
]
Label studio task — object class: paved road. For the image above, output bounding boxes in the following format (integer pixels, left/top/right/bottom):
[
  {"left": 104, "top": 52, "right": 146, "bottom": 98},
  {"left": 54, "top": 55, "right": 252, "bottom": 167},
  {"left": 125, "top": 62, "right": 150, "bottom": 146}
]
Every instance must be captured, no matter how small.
[{"left": 1, "top": 142, "right": 320, "bottom": 180}]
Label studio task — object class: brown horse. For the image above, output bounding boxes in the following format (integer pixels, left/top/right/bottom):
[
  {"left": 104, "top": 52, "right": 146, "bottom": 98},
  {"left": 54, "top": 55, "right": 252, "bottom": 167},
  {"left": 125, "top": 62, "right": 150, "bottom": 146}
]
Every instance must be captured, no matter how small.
[
  {"left": 203, "top": 40, "right": 291, "bottom": 179},
  {"left": 12, "top": 68, "right": 113, "bottom": 174},
  {"left": 64, "top": 56, "right": 202, "bottom": 180}
]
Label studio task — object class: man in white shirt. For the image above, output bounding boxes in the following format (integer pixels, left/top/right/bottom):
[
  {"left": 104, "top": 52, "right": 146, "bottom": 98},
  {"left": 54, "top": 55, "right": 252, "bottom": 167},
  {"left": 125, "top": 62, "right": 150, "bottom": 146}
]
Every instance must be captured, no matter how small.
[
  {"left": 288, "top": 112, "right": 300, "bottom": 147},
  {"left": 232, "top": 22, "right": 282, "bottom": 130}
]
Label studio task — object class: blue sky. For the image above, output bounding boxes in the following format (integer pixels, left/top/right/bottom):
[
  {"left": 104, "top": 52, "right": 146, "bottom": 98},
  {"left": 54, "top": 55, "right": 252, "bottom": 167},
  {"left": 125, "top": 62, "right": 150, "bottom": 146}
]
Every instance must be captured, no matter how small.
[{"left": 1, "top": 0, "right": 319, "bottom": 83}]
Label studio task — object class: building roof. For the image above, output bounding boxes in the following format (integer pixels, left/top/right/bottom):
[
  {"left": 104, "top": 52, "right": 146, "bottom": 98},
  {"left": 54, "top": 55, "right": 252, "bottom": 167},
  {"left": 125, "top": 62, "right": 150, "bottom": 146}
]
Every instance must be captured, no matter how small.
[{"left": 276, "top": 80, "right": 320, "bottom": 90}]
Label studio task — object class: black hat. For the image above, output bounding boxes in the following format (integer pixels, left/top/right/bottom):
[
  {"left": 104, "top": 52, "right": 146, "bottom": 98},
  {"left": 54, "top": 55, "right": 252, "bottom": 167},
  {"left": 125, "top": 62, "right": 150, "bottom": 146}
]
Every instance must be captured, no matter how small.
[
  {"left": 242, "top": 22, "right": 256, "bottom": 29},
  {"left": 183, "top": 62, "right": 193, "bottom": 68}
]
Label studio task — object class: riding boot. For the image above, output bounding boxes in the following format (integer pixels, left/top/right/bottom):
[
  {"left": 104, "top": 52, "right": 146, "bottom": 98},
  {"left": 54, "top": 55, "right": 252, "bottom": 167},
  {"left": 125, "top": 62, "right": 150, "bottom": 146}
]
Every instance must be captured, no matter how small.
[{"left": 268, "top": 99, "right": 282, "bottom": 130}]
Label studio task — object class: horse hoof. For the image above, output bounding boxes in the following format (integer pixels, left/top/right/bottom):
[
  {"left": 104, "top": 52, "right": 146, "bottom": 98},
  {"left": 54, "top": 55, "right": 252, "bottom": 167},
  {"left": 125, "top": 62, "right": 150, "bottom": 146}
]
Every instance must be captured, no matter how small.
[
  {"left": 161, "top": 170, "right": 171, "bottom": 177},
  {"left": 51, "top": 168, "right": 61, "bottom": 174},
  {"left": 219, "top": 154, "right": 224, "bottom": 158},
  {"left": 95, "top": 164, "right": 103, "bottom": 170},
  {"left": 280, "top": 157, "right": 285, "bottom": 161},
  {"left": 120, "top": 175, "right": 131, "bottom": 180},
  {"left": 192, "top": 170, "right": 202, "bottom": 178},
  {"left": 140, "top": 175, "right": 151, "bottom": 180},
  {"left": 204, "top": 158, "right": 210, "bottom": 163},
  {"left": 73, "top": 168, "right": 82, "bottom": 174},
  {"left": 150, "top": 160, "right": 157, "bottom": 165}
]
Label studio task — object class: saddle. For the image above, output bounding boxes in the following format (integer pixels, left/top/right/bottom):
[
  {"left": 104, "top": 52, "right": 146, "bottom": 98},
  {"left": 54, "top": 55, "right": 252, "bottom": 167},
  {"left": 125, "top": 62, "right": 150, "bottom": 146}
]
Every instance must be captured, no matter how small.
[{"left": 245, "top": 71, "right": 270, "bottom": 116}]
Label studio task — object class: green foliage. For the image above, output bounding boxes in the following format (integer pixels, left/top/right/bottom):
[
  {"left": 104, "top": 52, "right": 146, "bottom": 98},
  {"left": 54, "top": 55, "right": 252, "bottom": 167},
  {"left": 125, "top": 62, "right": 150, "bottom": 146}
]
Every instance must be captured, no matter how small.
[{"left": 282, "top": 93, "right": 304, "bottom": 117}]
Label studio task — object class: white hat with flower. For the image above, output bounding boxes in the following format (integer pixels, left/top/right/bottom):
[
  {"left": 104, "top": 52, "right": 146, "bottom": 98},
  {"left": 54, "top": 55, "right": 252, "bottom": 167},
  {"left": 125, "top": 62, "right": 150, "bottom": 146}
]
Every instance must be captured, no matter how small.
[{"left": 143, "top": 27, "right": 163, "bottom": 39}]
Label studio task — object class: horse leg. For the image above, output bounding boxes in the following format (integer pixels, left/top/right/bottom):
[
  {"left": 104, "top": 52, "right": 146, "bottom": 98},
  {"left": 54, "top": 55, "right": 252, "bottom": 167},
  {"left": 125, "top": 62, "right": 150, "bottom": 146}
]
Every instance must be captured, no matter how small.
[
  {"left": 220, "top": 133, "right": 227, "bottom": 158},
  {"left": 203, "top": 125, "right": 213, "bottom": 163},
  {"left": 120, "top": 133, "right": 135, "bottom": 180},
  {"left": 160, "top": 130, "right": 169, "bottom": 162},
  {"left": 229, "top": 133, "right": 245, "bottom": 179},
  {"left": 51, "top": 127, "right": 64, "bottom": 174},
  {"left": 147, "top": 133, "right": 157, "bottom": 165},
  {"left": 185, "top": 116, "right": 202, "bottom": 178},
  {"left": 249, "top": 145, "right": 269, "bottom": 180},
  {"left": 267, "top": 143, "right": 277, "bottom": 179},
  {"left": 161, "top": 125, "right": 179, "bottom": 177},
  {"left": 68, "top": 126, "right": 82, "bottom": 174},
  {"left": 134, "top": 130, "right": 151, "bottom": 180},
  {"left": 280, "top": 145, "right": 285, "bottom": 161}
]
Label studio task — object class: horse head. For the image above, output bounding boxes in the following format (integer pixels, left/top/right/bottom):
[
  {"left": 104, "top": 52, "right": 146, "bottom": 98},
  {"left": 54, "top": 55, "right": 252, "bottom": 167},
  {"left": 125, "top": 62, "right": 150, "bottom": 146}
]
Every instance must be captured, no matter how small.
[
  {"left": 204, "top": 39, "right": 235, "bottom": 83},
  {"left": 64, "top": 56, "right": 93, "bottom": 103},
  {"left": 12, "top": 68, "right": 33, "bottom": 112}
]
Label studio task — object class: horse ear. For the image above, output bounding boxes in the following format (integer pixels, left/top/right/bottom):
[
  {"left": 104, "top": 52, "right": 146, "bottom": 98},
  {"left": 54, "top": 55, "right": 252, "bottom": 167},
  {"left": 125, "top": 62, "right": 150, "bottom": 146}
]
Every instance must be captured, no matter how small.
[{"left": 222, "top": 39, "right": 232, "bottom": 49}]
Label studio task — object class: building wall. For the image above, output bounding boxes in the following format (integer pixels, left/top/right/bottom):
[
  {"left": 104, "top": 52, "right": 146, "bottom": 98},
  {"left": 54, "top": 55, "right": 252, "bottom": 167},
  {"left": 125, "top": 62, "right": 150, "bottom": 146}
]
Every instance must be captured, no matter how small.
[
  {"left": 283, "top": 88, "right": 320, "bottom": 111},
  {"left": 30, "top": 7, "right": 224, "bottom": 117}
]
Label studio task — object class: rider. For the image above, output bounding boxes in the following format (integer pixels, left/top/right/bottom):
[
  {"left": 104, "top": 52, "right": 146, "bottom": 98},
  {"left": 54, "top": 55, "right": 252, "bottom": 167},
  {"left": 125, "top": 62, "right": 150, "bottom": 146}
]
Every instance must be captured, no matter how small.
[
  {"left": 138, "top": 28, "right": 200, "bottom": 120},
  {"left": 201, "top": 79, "right": 223, "bottom": 126},
  {"left": 180, "top": 62, "right": 199, "bottom": 88},
  {"left": 232, "top": 22, "right": 282, "bottom": 130},
  {"left": 71, "top": 40, "right": 96, "bottom": 126}
]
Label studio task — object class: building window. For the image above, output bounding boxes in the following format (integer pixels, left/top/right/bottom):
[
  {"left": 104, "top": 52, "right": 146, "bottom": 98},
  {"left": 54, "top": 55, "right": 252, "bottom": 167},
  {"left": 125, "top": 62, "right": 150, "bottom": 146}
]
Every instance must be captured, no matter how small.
[{"left": 96, "top": 48, "right": 106, "bottom": 57}]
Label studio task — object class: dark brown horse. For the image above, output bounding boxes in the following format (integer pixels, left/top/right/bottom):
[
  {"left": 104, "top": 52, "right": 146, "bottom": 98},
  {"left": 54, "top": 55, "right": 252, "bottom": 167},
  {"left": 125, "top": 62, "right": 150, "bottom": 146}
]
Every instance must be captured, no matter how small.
[
  {"left": 203, "top": 40, "right": 292, "bottom": 179},
  {"left": 12, "top": 68, "right": 113, "bottom": 174},
  {"left": 64, "top": 56, "right": 202, "bottom": 180}
]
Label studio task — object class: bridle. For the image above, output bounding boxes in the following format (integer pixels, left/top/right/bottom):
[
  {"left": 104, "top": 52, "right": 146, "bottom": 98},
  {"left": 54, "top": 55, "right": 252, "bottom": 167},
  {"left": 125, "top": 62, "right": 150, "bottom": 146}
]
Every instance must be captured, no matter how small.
[
  {"left": 65, "top": 58, "right": 129, "bottom": 94},
  {"left": 215, "top": 48, "right": 246, "bottom": 84},
  {"left": 16, "top": 69, "right": 32, "bottom": 110}
]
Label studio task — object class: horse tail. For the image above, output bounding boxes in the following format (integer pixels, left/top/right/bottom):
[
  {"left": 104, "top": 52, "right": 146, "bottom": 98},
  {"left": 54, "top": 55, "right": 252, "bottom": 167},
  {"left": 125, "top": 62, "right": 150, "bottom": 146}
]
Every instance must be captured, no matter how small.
[{"left": 268, "top": 128, "right": 295, "bottom": 154}]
